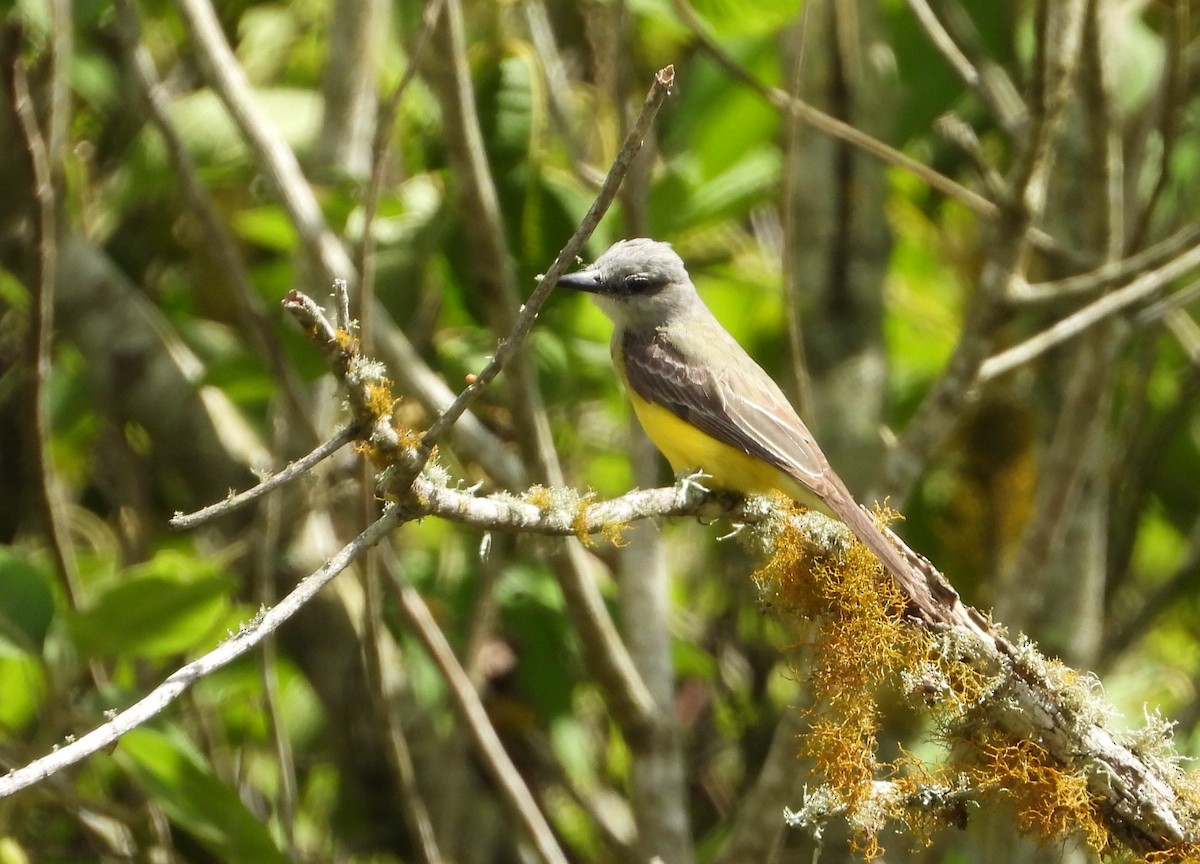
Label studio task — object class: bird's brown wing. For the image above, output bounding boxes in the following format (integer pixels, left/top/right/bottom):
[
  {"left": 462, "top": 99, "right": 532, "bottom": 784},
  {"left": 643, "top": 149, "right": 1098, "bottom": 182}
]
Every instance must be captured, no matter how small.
[
  {"left": 622, "top": 323, "right": 930, "bottom": 589},
  {"left": 620, "top": 326, "right": 831, "bottom": 489}
]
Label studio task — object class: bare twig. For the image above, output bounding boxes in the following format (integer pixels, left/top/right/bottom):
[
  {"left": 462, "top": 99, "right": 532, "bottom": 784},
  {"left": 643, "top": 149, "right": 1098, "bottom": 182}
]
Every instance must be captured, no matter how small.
[
  {"left": 904, "top": 0, "right": 1025, "bottom": 134},
  {"left": 905, "top": 0, "right": 1012, "bottom": 129},
  {"left": 780, "top": 6, "right": 816, "bottom": 422},
  {"left": 315, "top": 0, "right": 383, "bottom": 177},
  {"left": 45, "top": 0, "right": 72, "bottom": 165},
  {"left": 356, "top": 0, "right": 447, "bottom": 343},
  {"left": 13, "top": 52, "right": 80, "bottom": 605},
  {"left": 115, "top": 0, "right": 316, "bottom": 439},
  {"left": 0, "top": 506, "right": 404, "bottom": 800},
  {"left": 880, "top": 0, "right": 1088, "bottom": 505},
  {"left": 1007, "top": 220, "right": 1200, "bottom": 303},
  {"left": 1133, "top": 277, "right": 1200, "bottom": 331},
  {"left": 934, "top": 112, "right": 1010, "bottom": 204},
  {"left": 715, "top": 708, "right": 808, "bottom": 864},
  {"left": 979, "top": 240, "right": 1200, "bottom": 382},
  {"left": 360, "top": 549, "right": 444, "bottom": 864},
  {"left": 1127, "top": 0, "right": 1186, "bottom": 252},
  {"left": 422, "top": 0, "right": 564, "bottom": 490},
  {"left": 417, "top": 64, "right": 675, "bottom": 459},
  {"left": 252, "top": 422, "right": 299, "bottom": 855},
  {"left": 175, "top": 0, "right": 357, "bottom": 287},
  {"left": 173, "top": 0, "right": 525, "bottom": 489},
  {"left": 523, "top": 0, "right": 598, "bottom": 188},
  {"left": 670, "top": 0, "right": 1006, "bottom": 226},
  {"left": 168, "top": 424, "right": 357, "bottom": 529},
  {"left": 379, "top": 549, "right": 571, "bottom": 864}
]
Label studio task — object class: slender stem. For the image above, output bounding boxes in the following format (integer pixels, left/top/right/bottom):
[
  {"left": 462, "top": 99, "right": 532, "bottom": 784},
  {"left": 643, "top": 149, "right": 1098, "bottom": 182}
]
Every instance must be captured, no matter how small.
[
  {"left": 417, "top": 65, "right": 675, "bottom": 457},
  {"left": 13, "top": 53, "right": 81, "bottom": 607},
  {"left": 380, "top": 549, "right": 571, "bottom": 864},
  {"left": 169, "top": 425, "right": 358, "bottom": 529},
  {"left": 979, "top": 240, "right": 1200, "bottom": 382},
  {"left": 0, "top": 506, "right": 405, "bottom": 800}
]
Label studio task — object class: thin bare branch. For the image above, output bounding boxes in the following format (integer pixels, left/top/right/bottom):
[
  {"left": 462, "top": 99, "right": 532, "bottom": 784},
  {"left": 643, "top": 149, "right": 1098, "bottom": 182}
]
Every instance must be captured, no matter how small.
[
  {"left": 671, "top": 0, "right": 1007, "bottom": 226},
  {"left": 252, "top": 438, "right": 299, "bottom": 855},
  {"left": 880, "top": 0, "right": 1088, "bottom": 505},
  {"left": 174, "top": 0, "right": 357, "bottom": 287},
  {"left": 1127, "top": 0, "right": 1187, "bottom": 252},
  {"left": 177, "top": 0, "right": 517, "bottom": 488},
  {"left": 714, "top": 707, "right": 807, "bottom": 864},
  {"left": 422, "top": 0, "right": 565, "bottom": 493},
  {"left": 417, "top": 64, "right": 675, "bottom": 458},
  {"left": 780, "top": 6, "right": 816, "bottom": 422},
  {"left": 13, "top": 51, "right": 80, "bottom": 604},
  {"left": 1008, "top": 221, "right": 1200, "bottom": 303},
  {"left": 0, "top": 506, "right": 404, "bottom": 800},
  {"left": 115, "top": 0, "right": 317, "bottom": 439},
  {"left": 980, "top": 240, "right": 1200, "bottom": 382},
  {"left": 168, "top": 424, "right": 358, "bottom": 529},
  {"left": 380, "top": 548, "right": 571, "bottom": 864},
  {"left": 906, "top": 0, "right": 1026, "bottom": 134},
  {"left": 356, "top": 0, "right": 447, "bottom": 344},
  {"left": 904, "top": 0, "right": 1020, "bottom": 131},
  {"left": 315, "top": 0, "right": 383, "bottom": 178}
]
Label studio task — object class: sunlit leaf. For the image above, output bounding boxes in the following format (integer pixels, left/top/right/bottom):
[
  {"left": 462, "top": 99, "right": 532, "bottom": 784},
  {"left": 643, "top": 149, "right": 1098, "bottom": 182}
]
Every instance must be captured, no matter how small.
[
  {"left": 118, "top": 727, "right": 287, "bottom": 863},
  {"left": 0, "top": 656, "right": 45, "bottom": 735},
  {"left": 0, "top": 550, "right": 54, "bottom": 656},
  {"left": 69, "top": 553, "right": 233, "bottom": 660}
]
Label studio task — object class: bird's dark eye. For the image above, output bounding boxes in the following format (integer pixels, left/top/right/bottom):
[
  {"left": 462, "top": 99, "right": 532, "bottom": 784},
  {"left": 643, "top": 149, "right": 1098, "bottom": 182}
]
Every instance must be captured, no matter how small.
[{"left": 624, "top": 273, "right": 651, "bottom": 293}]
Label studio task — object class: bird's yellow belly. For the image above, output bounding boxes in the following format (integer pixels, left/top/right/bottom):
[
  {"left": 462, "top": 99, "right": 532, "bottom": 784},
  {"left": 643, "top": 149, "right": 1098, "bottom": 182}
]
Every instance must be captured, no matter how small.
[{"left": 627, "top": 389, "right": 829, "bottom": 514}]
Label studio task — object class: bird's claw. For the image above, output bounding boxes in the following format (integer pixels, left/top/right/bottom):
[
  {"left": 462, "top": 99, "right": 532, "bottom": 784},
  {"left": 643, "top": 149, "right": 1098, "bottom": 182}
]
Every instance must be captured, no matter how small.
[
  {"left": 717, "top": 522, "right": 746, "bottom": 542},
  {"left": 677, "top": 468, "right": 712, "bottom": 501}
]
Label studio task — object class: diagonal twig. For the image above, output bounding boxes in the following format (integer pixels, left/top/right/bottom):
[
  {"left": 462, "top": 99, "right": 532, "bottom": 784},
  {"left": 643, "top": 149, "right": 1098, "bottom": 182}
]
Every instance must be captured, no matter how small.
[
  {"left": 168, "top": 424, "right": 358, "bottom": 529},
  {"left": 416, "top": 64, "right": 676, "bottom": 461},
  {"left": 979, "top": 240, "right": 1200, "bottom": 382},
  {"left": 0, "top": 506, "right": 404, "bottom": 800}
]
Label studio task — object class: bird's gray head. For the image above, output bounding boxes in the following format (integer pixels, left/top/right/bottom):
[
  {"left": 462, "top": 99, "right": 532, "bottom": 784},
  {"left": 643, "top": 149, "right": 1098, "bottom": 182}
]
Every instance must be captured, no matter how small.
[{"left": 558, "top": 238, "right": 702, "bottom": 329}]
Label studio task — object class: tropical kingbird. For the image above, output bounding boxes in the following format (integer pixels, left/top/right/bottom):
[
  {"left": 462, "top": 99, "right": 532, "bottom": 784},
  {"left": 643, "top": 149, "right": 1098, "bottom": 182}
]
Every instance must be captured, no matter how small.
[{"left": 559, "top": 238, "right": 918, "bottom": 583}]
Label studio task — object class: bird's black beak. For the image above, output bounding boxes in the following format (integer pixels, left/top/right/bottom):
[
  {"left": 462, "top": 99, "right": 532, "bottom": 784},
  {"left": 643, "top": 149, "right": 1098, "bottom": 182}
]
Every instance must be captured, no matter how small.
[{"left": 557, "top": 270, "right": 604, "bottom": 294}]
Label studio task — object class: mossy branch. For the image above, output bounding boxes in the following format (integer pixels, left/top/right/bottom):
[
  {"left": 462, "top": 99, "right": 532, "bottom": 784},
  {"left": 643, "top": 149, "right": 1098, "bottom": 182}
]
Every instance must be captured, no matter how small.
[{"left": 271, "top": 292, "right": 1200, "bottom": 858}]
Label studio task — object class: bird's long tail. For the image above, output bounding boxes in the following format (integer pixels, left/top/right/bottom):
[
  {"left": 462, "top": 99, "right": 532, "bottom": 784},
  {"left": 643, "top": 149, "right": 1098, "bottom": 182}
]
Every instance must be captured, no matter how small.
[{"left": 816, "top": 476, "right": 946, "bottom": 622}]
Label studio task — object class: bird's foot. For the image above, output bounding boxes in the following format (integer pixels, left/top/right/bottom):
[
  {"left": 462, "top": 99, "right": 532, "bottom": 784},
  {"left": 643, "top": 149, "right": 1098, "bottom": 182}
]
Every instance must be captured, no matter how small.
[
  {"left": 717, "top": 522, "right": 746, "bottom": 542},
  {"left": 676, "top": 468, "right": 712, "bottom": 502}
]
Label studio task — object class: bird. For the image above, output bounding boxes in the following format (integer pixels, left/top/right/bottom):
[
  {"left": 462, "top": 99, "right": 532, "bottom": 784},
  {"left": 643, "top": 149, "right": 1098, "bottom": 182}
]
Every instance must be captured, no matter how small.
[{"left": 557, "top": 237, "right": 921, "bottom": 585}]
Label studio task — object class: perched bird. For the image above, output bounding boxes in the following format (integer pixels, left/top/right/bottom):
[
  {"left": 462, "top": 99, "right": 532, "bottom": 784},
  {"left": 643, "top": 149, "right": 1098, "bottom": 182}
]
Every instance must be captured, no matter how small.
[{"left": 558, "top": 238, "right": 918, "bottom": 583}]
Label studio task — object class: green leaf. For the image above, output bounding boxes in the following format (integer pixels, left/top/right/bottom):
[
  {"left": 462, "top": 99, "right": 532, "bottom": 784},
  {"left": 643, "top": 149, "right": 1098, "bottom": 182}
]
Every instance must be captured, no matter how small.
[
  {"left": 0, "top": 550, "right": 54, "bottom": 656},
  {"left": 118, "top": 727, "right": 286, "bottom": 863},
  {"left": 673, "top": 147, "right": 782, "bottom": 232},
  {"left": 632, "top": 0, "right": 797, "bottom": 38},
  {"left": 231, "top": 206, "right": 298, "bottom": 252},
  {"left": 0, "top": 656, "right": 46, "bottom": 735},
  {"left": 69, "top": 553, "right": 232, "bottom": 660},
  {"left": 170, "top": 88, "right": 322, "bottom": 166},
  {"left": 0, "top": 269, "right": 30, "bottom": 311},
  {"left": 497, "top": 566, "right": 578, "bottom": 721}
]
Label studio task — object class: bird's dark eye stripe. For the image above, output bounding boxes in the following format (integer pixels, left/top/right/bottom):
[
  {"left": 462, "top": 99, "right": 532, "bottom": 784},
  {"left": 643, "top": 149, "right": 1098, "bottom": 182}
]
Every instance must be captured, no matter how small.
[{"left": 623, "top": 273, "right": 666, "bottom": 295}]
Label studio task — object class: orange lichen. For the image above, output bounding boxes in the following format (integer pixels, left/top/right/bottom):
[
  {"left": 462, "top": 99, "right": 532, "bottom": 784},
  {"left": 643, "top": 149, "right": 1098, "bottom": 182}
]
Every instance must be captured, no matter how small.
[
  {"left": 958, "top": 731, "right": 1109, "bottom": 853},
  {"left": 755, "top": 502, "right": 928, "bottom": 855},
  {"left": 749, "top": 501, "right": 1189, "bottom": 860},
  {"left": 334, "top": 328, "right": 359, "bottom": 353},
  {"left": 1143, "top": 845, "right": 1200, "bottom": 863},
  {"left": 364, "top": 378, "right": 398, "bottom": 422},
  {"left": 523, "top": 485, "right": 554, "bottom": 510}
]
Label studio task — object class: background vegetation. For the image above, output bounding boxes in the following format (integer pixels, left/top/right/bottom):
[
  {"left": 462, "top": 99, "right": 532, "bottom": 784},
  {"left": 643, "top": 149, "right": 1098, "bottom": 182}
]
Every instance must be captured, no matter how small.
[{"left": 3, "top": 0, "right": 1200, "bottom": 862}]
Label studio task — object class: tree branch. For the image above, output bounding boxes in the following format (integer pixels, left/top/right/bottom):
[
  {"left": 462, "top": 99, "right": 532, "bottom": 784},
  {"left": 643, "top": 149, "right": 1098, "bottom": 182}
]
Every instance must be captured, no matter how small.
[{"left": 0, "top": 506, "right": 404, "bottom": 800}]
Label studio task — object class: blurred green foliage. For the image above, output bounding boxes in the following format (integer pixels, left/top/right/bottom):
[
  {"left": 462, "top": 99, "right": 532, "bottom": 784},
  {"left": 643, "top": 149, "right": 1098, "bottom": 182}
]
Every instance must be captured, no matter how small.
[{"left": 4, "top": 0, "right": 1200, "bottom": 861}]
